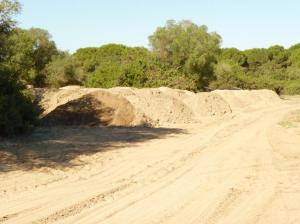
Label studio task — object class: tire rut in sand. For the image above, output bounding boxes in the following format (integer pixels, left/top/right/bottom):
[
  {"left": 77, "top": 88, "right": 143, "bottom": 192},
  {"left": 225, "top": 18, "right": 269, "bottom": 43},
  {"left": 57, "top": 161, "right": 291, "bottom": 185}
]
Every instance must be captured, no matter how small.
[
  {"left": 30, "top": 144, "right": 206, "bottom": 224},
  {"left": 31, "top": 183, "right": 134, "bottom": 224}
]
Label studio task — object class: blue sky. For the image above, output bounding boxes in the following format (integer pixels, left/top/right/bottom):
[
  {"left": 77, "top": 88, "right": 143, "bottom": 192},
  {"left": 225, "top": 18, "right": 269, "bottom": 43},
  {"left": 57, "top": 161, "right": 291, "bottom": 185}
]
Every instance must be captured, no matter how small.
[{"left": 17, "top": 0, "right": 300, "bottom": 53}]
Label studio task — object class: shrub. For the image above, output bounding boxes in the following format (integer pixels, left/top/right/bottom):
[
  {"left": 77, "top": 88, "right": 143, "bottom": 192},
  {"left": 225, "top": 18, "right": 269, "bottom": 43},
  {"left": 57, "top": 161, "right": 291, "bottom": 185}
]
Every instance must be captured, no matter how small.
[
  {"left": 85, "top": 63, "right": 121, "bottom": 88},
  {"left": 0, "top": 68, "right": 41, "bottom": 136},
  {"left": 44, "top": 53, "right": 85, "bottom": 88},
  {"left": 283, "top": 81, "right": 300, "bottom": 95}
]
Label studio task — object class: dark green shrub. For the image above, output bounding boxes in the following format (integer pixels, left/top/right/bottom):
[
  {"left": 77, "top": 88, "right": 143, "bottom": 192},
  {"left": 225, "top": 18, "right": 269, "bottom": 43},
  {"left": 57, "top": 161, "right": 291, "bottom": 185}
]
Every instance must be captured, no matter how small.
[
  {"left": 0, "top": 68, "right": 41, "bottom": 136},
  {"left": 44, "top": 53, "right": 85, "bottom": 87}
]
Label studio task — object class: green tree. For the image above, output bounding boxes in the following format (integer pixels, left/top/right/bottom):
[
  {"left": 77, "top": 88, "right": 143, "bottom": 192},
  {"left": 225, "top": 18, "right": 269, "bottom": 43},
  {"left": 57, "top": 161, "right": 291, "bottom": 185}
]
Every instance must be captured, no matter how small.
[
  {"left": 84, "top": 44, "right": 156, "bottom": 88},
  {"left": 0, "top": 0, "right": 40, "bottom": 136},
  {"left": 210, "top": 60, "right": 247, "bottom": 89},
  {"left": 244, "top": 48, "right": 270, "bottom": 71},
  {"left": 44, "top": 52, "right": 85, "bottom": 87},
  {"left": 289, "top": 43, "right": 300, "bottom": 68},
  {"left": 149, "top": 20, "right": 221, "bottom": 90},
  {"left": 219, "top": 48, "right": 247, "bottom": 66},
  {"left": 73, "top": 47, "right": 98, "bottom": 72},
  {"left": 0, "top": 68, "right": 40, "bottom": 136},
  {"left": 0, "top": 0, "right": 20, "bottom": 62},
  {"left": 7, "top": 28, "right": 58, "bottom": 86},
  {"left": 267, "top": 45, "right": 290, "bottom": 68}
]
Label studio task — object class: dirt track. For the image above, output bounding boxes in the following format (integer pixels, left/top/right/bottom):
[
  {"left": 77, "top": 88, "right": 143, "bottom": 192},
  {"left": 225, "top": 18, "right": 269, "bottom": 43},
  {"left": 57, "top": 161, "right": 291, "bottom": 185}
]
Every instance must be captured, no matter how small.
[{"left": 1, "top": 96, "right": 300, "bottom": 223}]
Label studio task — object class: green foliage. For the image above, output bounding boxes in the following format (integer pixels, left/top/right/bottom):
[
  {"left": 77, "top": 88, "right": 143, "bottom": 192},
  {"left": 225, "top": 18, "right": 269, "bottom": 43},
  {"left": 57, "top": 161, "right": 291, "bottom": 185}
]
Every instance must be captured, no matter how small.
[
  {"left": 0, "top": 0, "right": 41, "bottom": 137},
  {"left": 267, "top": 45, "right": 290, "bottom": 67},
  {"left": 286, "top": 67, "right": 300, "bottom": 80},
  {"left": 282, "top": 80, "right": 300, "bottom": 95},
  {"left": 74, "top": 44, "right": 150, "bottom": 73},
  {"left": 44, "top": 53, "right": 85, "bottom": 87},
  {"left": 210, "top": 61, "right": 247, "bottom": 89},
  {"left": 117, "top": 57, "right": 197, "bottom": 90},
  {"left": 289, "top": 45, "right": 300, "bottom": 68},
  {"left": 86, "top": 63, "right": 121, "bottom": 88},
  {"left": 149, "top": 20, "right": 221, "bottom": 90},
  {"left": 0, "top": 68, "right": 41, "bottom": 136},
  {"left": 0, "top": 0, "right": 20, "bottom": 62},
  {"left": 83, "top": 44, "right": 156, "bottom": 88},
  {"left": 7, "top": 28, "right": 58, "bottom": 86},
  {"left": 20, "top": 18, "right": 300, "bottom": 95},
  {"left": 217, "top": 43, "right": 300, "bottom": 94},
  {"left": 73, "top": 47, "right": 98, "bottom": 72},
  {"left": 34, "top": 19, "right": 300, "bottom": 95},
  {"left": 244, "top": 48, "right": 270, "bottom": 70},
  {"left": 117, "top": 60, "right": 149, "bottom": 87},
  {"left": 219, "top": 48, "right": 247, "bottom": 66},
  {"left": 81, "top": 42, "right": 198, "bottom": 91},
  {"left": 144, "top": 68, "right": 198, "bottom": 91}
]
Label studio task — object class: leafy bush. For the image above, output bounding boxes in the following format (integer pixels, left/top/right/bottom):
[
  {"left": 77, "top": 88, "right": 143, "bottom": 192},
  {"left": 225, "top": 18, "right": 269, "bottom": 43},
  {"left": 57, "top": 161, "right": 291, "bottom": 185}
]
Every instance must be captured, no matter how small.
[
  {"left": 83, "top": 44, "right": 155, "bottom": 88},
  {"left": 85, "top": 63, "right": 121, "bottom": 88},
  {"left": 44, "top": 53, "right": 85, "bottom": 87},
  {"left": 117, "top": 60, "right": 149, "bottom": 87},
  {"left": 7, "top": 28, "right": 58, "bottom": 86},
  {"left": 144, "top": 68, "right": 198, "bottom": 91},
  {"left": 282, "top": 81, "right": 300, "bottom": 95},
  {"left": 210, "top": 61, "right": 247, "bottom": 89},
  {"left": 0, "top": 68, "right": 41, "bottom": 136},
  {"left": 0, "top": 0, "right": 41, "bottom": 137}
]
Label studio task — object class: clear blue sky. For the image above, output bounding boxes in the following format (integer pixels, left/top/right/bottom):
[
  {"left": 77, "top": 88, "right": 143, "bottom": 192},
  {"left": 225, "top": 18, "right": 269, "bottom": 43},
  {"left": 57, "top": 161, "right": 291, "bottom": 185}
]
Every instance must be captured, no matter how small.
[{"left": 17, "top": 0, "right": 300, "bottom": 53}]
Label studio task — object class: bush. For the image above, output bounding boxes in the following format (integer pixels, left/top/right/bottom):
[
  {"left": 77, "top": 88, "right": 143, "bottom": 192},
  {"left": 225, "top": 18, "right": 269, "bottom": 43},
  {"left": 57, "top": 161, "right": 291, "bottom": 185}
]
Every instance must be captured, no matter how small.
[
  {"left": 144, "top": 68, "right": 198, "bottom": 91},
  {"left": 83, "top": 45, "right": 155, "bottom": 88},
  {"left": 0, "top": 68, "right": 41, "bottom": 136},
  {"left": 7, "top": 28, "right": 58, "bottom": 86},
  {"left": 85, "top": 63, "right": 121, "bottom": 88},
  {"left": 282, "top": 81, "right": 300, "bottom": 95},
  {"left": 44, "top": 53, "right": 85, "bottom": 87},
  {"left": 210, "top": 61, "right": 247, "bottom": 89},
  {"left": 117, "top": 60, "right": 149, "bottom": 87}
]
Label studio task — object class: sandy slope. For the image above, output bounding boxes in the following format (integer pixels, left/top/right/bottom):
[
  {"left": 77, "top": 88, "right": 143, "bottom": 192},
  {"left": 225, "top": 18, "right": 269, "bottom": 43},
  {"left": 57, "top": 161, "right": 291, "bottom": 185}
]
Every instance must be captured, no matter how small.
[{"left": 1, "top": 95, "right": 300, "bottom": 224}]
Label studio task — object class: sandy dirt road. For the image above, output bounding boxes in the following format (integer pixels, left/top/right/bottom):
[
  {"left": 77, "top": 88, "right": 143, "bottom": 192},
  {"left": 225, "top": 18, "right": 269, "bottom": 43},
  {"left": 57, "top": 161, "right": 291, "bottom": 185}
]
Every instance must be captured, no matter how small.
[{"left": 1, "top": 99, "right": 300, "bottom": 224}]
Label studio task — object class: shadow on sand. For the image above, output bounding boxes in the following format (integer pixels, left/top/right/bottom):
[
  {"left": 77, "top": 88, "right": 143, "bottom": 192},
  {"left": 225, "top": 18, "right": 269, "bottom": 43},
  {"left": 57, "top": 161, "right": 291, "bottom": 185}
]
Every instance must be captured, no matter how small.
[{"left": 0, "top": 126, "right": 186, "bottom": 173}]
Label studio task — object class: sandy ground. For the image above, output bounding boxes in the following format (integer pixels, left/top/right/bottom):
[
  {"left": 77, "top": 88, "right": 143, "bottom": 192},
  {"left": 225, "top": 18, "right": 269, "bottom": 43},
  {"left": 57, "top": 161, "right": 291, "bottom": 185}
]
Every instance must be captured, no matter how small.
[{"left": 1, "top": 95, "right": 300, "bottom": 224}]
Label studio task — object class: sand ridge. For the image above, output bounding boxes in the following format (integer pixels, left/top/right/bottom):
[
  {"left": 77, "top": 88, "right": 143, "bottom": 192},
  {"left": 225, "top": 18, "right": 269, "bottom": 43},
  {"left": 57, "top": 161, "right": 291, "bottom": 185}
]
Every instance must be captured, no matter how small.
[{"left": 39, "top": 86, "right": 280, "bottom": 127}]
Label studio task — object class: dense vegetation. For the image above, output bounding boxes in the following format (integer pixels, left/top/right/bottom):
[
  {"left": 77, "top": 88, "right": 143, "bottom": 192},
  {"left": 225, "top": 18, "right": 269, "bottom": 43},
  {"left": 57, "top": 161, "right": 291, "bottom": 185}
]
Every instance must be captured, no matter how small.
[
  {"left": 39, "top": 21, "right": 300, "bottom": 95},
  {"left": 0, "top": 0, "right": 40, "bottom": 136},
  {"left": 213, "top": 46, "right": 300, "bottom": 94},
  {"left": 1, "top": 0, "right": 300, "bottom": 136}
]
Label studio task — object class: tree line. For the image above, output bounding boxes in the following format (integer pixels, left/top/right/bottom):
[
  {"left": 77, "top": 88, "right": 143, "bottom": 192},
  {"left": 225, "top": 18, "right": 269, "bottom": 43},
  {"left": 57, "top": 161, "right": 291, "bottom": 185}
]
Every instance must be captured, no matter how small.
[{"left": 1, "top": 0, "right": 300, "bottom": 136}]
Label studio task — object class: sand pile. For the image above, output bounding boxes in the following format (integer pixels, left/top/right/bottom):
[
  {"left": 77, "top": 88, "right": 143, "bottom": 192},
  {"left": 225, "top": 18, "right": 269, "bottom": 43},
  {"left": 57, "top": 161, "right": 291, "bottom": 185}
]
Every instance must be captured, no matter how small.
[
  {"left": 42, "top": 90, "right": 150, "bottom": 127},
  {"left": 158, "top": 87, "right": 232, "bottom": 117},
  {"left": 189, "top": 93, "right": 232, "bottom": 116},
  {"left": 39, "top": 87, "right": 281, "bottom": 127},
  {"left": 213, "top": 89, "right": 281, "bottom": 111},
  {"left": 112, "top": 88, "right": 196, "bottom": 125},
  {"left": 40, "top": 87, "right": 97, "bottom": 115}
]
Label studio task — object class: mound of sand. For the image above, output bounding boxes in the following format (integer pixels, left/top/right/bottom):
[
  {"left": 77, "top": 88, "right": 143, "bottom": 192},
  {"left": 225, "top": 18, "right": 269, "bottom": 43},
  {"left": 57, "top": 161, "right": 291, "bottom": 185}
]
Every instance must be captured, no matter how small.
[
  {"left": 213, "top": 89, "right": 281, "bottom": 111},
  {"left": 39, "top": 87, "right": 281, "bottom": 127},
  {"left": 40, "top": 88, "right": 98, "bottom": 115},
  {"left": 113, "top": 88, "right": 196, "bottom": 125},
  {"left": 190, "top": 92, "right": 232, "bottom": 117},
  {"left": 157, "top": 87, "right": 232, "bottom": 118},
  {"left": 42, "top": 91, "right": 149, "bottom": 127}
]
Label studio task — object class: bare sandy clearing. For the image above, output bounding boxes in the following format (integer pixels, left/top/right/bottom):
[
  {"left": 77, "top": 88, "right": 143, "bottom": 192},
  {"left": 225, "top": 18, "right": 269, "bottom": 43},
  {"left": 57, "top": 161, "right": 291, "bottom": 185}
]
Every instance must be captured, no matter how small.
[{"left": 1, "top": 89, "right": 300, "bottom": 224}]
